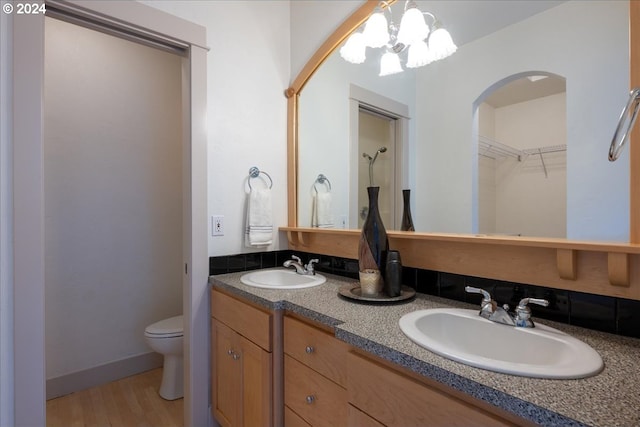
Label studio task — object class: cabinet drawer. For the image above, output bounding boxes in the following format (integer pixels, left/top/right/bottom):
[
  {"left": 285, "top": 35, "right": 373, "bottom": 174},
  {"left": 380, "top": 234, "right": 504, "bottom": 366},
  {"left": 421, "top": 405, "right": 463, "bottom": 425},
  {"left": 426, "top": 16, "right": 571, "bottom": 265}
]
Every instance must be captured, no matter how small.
[
  {"left": 211, "top": 288, "right": 272, "bottom": 351},
  {"left": 285, "top": 355, "right": 347, "bottom": 426},
  {"left": 284, "top": 316, "right": 348, "bottom": 386},
  {"left": 347, "top": 352, "right": 517, "bottom": 427}
]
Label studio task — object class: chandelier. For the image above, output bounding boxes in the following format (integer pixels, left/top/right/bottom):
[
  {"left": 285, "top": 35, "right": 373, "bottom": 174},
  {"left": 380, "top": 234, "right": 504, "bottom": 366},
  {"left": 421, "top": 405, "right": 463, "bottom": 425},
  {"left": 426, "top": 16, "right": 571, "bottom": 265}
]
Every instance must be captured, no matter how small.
[{"left": 339, "top": 1, "right": 457, "bottom": 76}]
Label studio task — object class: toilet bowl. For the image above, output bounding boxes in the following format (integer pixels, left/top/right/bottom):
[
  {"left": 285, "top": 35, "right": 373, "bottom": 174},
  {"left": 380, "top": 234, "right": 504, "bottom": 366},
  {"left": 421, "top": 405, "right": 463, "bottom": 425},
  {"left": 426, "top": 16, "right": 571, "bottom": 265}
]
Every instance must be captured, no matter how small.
[{"left": 144, "top": 315, "right": 183, "bottom": 400}]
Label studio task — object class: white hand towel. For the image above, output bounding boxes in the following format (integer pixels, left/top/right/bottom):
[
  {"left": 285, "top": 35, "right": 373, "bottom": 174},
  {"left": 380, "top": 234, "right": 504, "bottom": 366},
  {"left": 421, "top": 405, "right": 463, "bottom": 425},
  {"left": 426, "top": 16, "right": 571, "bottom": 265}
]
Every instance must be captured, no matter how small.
[
  {"left": 245, "top": 188, "right": 273, "bottom": 247},
  {"left": 312, "top": 191, "right": 333, "bottom": 228}
]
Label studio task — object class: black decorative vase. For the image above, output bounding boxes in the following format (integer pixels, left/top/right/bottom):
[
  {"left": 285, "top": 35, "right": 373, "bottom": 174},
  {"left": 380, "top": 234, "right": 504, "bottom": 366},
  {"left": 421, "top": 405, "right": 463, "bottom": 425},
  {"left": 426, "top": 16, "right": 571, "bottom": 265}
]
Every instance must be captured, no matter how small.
[
  {"left": 358, "top": 187, "right": 389, "bottom": 277},
  {"left": 401, "top": 189, "right": 415, "bottom": 232}
]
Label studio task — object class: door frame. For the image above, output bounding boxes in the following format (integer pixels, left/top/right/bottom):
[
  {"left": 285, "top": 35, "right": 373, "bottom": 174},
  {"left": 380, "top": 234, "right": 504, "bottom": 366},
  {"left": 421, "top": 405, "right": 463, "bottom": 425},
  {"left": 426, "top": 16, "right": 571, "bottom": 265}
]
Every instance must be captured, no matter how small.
[
  {"left": 348, "top": 85, "right": 410, "bottom": 229},
  {"left": 12, "top": 2, "right": 209, "bottom": 426}
]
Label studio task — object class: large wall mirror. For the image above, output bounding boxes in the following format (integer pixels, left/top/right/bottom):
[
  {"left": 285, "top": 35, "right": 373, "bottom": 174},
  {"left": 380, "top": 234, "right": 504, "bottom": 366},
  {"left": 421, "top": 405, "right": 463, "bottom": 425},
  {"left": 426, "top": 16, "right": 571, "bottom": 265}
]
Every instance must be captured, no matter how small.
[{"left": 295, "top": 0, "right": 630, "bottom": 242}]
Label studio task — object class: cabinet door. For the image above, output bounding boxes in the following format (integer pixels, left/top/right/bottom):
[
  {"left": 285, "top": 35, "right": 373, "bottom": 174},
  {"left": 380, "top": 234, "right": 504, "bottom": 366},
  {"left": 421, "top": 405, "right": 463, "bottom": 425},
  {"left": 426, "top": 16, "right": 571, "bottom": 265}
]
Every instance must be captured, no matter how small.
[
  {"left": 211, "top": 289, "right": 274, "bottom": 427},
  {"left": 212, "top": 319, "right": 240, "bottom": 427},
  {"left": 239, "top": 333, "right": 273, "bottom": 427}
]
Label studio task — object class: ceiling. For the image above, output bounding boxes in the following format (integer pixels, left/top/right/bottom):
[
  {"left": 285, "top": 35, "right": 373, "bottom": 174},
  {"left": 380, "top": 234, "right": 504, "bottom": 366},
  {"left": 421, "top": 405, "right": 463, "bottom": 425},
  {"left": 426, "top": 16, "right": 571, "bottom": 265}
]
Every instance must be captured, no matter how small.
[{"left": 414, "top": 0, "right": 566, "bottom": 47}]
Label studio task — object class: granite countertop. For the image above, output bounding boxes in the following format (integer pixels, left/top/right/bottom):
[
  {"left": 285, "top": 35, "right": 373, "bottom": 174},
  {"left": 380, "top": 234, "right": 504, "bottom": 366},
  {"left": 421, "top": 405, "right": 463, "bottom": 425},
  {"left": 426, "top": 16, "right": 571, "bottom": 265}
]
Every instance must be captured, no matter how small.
[{"left": 209, "top": 270, "right": 640, "bottom": 427}]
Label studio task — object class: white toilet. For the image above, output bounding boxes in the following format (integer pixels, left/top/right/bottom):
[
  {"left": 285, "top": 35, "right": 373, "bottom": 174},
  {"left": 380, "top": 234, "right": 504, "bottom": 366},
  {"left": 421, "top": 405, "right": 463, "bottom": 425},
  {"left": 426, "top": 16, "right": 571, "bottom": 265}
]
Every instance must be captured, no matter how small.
[{"left": 144, "top": 315, "right": 184, "bottom": 400}]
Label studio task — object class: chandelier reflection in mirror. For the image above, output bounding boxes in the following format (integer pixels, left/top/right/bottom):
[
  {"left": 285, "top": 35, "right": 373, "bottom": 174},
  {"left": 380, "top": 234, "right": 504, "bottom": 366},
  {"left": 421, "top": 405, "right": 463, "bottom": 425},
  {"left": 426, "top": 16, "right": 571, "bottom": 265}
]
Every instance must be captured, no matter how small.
[{"left": 340, "top": 1, "right": 457, "bottom": 76}]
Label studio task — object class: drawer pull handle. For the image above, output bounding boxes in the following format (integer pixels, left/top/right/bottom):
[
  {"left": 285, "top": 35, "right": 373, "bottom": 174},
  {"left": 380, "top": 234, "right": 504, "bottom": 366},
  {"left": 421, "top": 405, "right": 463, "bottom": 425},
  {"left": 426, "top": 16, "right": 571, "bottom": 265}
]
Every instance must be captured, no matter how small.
[
  {"left": 232, "top": 353, "right": 240, "bottom": 360},
  {"left": 305, "top": 395, "right": 315, "bottom": 404},
  {"left": 305, "top": 346, "right": 315, "bottom": 354},
  {"left": 227, "top": 349, "right": 234, "bottom": 356}
]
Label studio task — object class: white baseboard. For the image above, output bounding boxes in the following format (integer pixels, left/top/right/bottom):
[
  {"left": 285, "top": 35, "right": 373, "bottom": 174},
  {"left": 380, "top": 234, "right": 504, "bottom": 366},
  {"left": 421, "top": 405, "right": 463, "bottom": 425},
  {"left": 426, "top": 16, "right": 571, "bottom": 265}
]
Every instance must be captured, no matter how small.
[{"left": 46, "top": 352, "right": 163, "bottom": 400}]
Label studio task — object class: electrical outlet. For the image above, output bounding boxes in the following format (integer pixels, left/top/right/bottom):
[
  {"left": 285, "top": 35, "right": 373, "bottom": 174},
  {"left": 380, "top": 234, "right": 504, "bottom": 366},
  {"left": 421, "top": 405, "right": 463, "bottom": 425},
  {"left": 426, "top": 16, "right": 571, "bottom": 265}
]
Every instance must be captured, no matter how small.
[{"left": 212, "top": 215, "right": 224, "bottom": 236}]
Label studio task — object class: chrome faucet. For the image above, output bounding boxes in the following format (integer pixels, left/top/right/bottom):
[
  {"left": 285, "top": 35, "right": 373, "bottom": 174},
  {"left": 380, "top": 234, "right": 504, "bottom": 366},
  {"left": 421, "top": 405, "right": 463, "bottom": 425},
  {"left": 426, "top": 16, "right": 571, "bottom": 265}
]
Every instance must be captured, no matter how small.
[
  {"left": 465, "top": 286, "right": 549, "bottom": 328},
  {"left": 283, "top": 255, "right": 319, "bottom": 275}
]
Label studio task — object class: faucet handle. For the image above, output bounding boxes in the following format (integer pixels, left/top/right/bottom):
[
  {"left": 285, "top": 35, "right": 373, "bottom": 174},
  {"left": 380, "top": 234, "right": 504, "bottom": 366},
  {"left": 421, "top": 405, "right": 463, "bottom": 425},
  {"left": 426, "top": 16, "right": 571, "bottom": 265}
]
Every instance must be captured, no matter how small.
[
  {"left": 464, "top": 286, "right": 492, "bottom": 303},
  {"left": 517, "top": 298, "right": 550, "bottom": 310},
  {"left": 465, "top": 286, "right": 496, "bottom": 318},
  {"left": 515, "top": 298, "right": 549, "bottom": 327},
  {"left": 305, "top": 259, "right": 319, "bottom": 274},
  {"left": 291, "top": 255, "right": 302, "bottom": 263}
]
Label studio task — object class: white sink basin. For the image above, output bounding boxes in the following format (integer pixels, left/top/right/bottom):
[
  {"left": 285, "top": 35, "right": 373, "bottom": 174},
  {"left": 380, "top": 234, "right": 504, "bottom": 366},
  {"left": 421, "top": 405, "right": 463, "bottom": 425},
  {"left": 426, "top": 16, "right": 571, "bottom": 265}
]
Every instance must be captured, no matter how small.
[
  {"left": 240, "top": 269, "right": 326, "bottom": 289},
  {"left": 399, "top": 308, "right": 603, "bottom": 379}
]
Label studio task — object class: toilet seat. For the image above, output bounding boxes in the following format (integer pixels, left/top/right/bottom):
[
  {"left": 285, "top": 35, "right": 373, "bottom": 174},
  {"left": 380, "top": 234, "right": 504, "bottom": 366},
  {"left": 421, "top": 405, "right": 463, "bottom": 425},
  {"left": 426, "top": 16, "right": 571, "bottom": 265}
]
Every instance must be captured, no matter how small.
[{"left": 145, "top": 315, "right": 183, "bottom": 338}]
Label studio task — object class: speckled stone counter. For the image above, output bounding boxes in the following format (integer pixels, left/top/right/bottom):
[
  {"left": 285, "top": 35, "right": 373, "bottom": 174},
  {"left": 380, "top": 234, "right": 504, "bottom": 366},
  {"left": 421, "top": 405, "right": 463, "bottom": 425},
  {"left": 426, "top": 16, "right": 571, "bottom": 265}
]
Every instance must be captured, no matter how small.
[{"left": 209, "top": 270, "right": 640, "bottom": 427}]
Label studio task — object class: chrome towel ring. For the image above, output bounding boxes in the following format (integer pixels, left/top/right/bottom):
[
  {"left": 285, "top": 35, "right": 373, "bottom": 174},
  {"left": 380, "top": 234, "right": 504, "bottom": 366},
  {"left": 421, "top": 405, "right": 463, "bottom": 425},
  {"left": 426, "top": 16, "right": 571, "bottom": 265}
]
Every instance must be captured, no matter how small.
[
  {"left": 248, "top": 166, "right": 273, "bottom": 189},
  {"left": 313, "top": 174, "right": 332, "bottom": 194},
  {"left": 609, "top": 87, "right": 640, "bottom": 161}
]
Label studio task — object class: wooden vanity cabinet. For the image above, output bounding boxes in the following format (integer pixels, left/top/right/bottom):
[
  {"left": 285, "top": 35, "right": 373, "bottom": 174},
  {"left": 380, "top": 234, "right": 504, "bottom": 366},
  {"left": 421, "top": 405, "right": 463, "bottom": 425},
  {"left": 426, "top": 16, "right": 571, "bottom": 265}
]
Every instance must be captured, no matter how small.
[
  {"left": 347, "top": 351, "right": 527, "bottom": 427},
  {"left": 211, "top": 289, "right": 273, "bottom": 427},
  {"left": 211, "top": 289, "right": 532, "bottom": 427},
  {"left": 283, "top": 315, "right": 350, "bottom": 426}
]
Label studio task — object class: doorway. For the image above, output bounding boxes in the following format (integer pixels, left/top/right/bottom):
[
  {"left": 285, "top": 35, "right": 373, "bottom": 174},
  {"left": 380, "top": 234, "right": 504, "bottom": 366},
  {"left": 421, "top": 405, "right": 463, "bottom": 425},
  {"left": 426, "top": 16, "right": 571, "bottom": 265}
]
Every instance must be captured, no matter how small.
[
  {"left": 476, "top": 73, "right": 567, "bottom": 237},
  {"left": 349, "top": 85, "right": 409, "bottom": 231},
  {"left": 358, "top": 108, "right": 396, "bottom": 228},
  {"left": 12, "top": 3, "right": 208, "bottom": 426},
  {"left": 44, "top": 13, "right": 183, "bottom": 410}
]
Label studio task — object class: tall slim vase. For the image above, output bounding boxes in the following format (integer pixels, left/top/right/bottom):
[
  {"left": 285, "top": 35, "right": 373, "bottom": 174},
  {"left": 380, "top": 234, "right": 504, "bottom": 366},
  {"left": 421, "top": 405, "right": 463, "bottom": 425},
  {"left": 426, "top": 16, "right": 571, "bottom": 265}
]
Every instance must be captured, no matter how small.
[
  {"left": 401, "top": 189, "right": 415, "bottom": 232},
  {"left": 358, "top": 187, "right": 389, "bottom": 279}
]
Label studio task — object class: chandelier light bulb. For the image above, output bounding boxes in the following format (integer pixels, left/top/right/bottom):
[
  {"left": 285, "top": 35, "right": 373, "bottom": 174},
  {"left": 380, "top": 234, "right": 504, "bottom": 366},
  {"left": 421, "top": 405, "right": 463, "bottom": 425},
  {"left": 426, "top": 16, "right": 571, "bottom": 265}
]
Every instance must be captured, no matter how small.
[
  {"left": 379, "top": 51, "right": 403, "bottom": 76},
  {"left": 338, "top": 3, "right": 457, "bottom": 75},
  {"left": 340, "top": 32, "right": 367, "bottom": 64},
  {"left": 362, "top": 7, "right": 390, "bottom": 48},
  {"left": 429, "top": 27, "right": 457, "bottom": 61},
  {"left": 396, "top": 4, "right": 429, "bottom": 46},
  {"left": 406, "top": 40, "right": 433, "bottom": 68}
]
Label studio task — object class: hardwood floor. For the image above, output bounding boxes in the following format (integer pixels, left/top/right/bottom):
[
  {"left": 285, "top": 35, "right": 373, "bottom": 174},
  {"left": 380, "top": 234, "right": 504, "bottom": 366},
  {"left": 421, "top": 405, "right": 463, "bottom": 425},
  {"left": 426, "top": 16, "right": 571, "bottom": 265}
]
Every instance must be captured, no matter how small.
[{"left": 46, "top": 368, "right": 183, "bottom": 427}]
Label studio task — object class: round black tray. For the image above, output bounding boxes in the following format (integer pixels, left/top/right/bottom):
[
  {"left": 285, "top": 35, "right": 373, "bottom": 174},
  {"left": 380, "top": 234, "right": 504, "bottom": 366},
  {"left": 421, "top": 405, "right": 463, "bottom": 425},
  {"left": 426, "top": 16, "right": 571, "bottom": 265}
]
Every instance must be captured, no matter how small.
[{"left": 338, "top": 283, "right": 416, "bottom": 304}]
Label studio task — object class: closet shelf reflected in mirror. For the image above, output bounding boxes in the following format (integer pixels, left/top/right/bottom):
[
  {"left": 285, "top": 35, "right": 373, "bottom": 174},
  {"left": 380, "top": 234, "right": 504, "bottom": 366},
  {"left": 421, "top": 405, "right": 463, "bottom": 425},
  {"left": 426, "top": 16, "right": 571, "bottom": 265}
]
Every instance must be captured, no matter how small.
[{"left": 478, "top": 135, "right": 566, "bottom": 161}]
